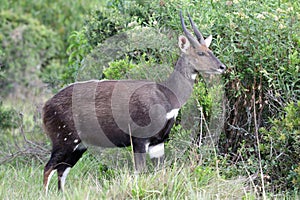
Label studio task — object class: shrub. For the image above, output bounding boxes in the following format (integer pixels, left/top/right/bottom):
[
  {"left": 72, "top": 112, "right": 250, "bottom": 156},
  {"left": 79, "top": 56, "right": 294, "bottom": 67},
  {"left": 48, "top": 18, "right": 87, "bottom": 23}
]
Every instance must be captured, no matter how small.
[
  {"left": 0, "top": 0, "right": 104, "bottom": 48},
  {"left": 0, "top": 102, "right": 21, "bottom": 130},
  {"left": 0, "top": 10, "right": 62, "bottom": 95},
  {"left": 104, "top": 56, "right": 136, "bottom": 80},
  {"left": 0, "top": 0, "right": 107, "bottom": 91},
  {"left": 64, "top": 0, "right": 198, "bottom": 83},
  {"left": 260, "top": 102, "right": 300, "bottom": 191}
]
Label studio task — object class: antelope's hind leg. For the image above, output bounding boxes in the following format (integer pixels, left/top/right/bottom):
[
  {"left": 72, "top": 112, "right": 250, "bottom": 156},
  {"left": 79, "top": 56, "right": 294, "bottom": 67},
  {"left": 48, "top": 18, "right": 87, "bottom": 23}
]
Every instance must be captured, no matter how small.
[
  {"left": 44, "top": 164, "right": 56, "bottom": 194},
  {"left": 57, "top": 147, "right": 87, "bottom": 191},
  {"left": 43, "top": 144, "right": 87, "bottom": 192},
  {"left": 44, "top": 148, "right": 64, "bottom": 193}
]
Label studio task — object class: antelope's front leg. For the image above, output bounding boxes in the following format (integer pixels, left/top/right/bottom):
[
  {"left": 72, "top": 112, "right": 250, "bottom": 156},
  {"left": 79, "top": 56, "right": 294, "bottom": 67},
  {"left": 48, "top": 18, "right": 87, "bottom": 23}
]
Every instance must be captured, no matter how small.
[{"left": 133, "top": 141, "right": 148, "bottom": 173}]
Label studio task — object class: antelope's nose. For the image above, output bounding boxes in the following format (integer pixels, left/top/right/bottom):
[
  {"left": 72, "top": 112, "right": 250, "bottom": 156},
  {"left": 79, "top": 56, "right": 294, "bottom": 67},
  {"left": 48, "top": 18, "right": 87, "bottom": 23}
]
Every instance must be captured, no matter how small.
[{"left": 219, "top": 64, "right": 226, "bottom": 71}]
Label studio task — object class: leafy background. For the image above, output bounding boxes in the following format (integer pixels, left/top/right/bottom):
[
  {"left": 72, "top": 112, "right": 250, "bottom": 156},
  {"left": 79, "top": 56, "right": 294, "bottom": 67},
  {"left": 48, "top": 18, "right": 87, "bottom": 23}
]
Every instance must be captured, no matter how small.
[{"left": 0, "top": 0, "right": 299, "bottom": 199}]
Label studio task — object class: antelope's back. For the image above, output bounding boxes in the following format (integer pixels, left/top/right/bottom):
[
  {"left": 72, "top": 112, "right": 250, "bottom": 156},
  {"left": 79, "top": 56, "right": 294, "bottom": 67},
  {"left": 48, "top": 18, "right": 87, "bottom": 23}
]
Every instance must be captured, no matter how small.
[{"left": 43, "top": 80, "right": 179, "bottom": 147}]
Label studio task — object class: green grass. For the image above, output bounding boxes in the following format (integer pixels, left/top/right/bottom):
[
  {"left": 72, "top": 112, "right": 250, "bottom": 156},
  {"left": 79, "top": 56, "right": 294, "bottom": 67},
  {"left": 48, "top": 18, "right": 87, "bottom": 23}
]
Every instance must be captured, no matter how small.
[
  {"left": 0, "top": 153, "right": 250, "bottom": 200},
  {"left": 1, "top": 152, "right": 299, "bottom": 200}
]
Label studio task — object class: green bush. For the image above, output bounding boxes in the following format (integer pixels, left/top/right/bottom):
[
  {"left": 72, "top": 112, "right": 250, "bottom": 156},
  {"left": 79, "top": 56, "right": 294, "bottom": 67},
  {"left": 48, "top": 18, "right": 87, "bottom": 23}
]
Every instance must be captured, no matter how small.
[
  {"left": 219, "top": 0, "right": 299, "bottom": 140},
  {"left": 214, "top": 0, "right": 299, "bottom": 192},
  {"left": 0, "top": 102, "right": 21, "bottom": 130},
  {"left": 0, "top": 0, "right": 107, "bottom": 91},
  {"left": 0, "top": 10, "right": 62, "bottom": 95},
  {"left": 260, "top": 102, "right": 300, "bottom": 191},
  {"left": 0, "top": 0, "right": 104, "bottom": 48},
  {"left": 64, "top": 0, "right": 195, "bottom": 83},
  {"left": 83, "top": 0, "right": 166, "bottom": 49},
  {"left": 104, "top": 56, "right": 136, "bottom": 80}
]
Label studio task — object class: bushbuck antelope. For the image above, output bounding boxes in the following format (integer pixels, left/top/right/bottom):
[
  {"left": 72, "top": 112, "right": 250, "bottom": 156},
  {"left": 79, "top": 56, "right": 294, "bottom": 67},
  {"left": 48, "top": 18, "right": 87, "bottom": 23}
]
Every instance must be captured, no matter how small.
[{"left": 42, "top": 12, "right": 226, "bottom": 192}]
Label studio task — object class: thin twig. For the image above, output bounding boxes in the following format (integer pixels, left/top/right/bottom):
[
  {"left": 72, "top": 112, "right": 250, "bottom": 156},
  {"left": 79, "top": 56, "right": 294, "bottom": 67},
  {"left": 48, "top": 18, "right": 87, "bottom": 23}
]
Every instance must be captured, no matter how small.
[
  {"left": 252, "top": 76, "right": 266, "bottom": 199},
  {"left": 199, "top": 106, "right": 203, "bottom": 148},
  {"left": 128, "top": 124, "right": 135, "bottom": 171}
]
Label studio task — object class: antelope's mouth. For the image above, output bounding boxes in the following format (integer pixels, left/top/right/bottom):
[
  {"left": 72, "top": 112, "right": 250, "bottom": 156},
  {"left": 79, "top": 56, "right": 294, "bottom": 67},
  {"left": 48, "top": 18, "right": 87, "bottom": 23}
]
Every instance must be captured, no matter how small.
[
  {"left": 202, "top": 68, "right": 225, "bottom": 75},
  {"left": 216, "top": 68, "right": 226, "bottom": 74}
]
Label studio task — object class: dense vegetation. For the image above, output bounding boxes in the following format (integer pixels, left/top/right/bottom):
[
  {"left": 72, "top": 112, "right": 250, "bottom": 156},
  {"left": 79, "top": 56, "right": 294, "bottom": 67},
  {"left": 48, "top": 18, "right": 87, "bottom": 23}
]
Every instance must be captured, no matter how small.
[{"left": 0, "top": 0, "right": 299, "bottom": 199}]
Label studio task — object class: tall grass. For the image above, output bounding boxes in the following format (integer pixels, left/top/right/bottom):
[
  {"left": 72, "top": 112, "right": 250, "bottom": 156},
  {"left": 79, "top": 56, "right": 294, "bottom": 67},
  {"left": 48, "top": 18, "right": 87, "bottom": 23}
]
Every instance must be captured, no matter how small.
[{"left": 0, "top": 151, "right": 250, "bottom": 200}]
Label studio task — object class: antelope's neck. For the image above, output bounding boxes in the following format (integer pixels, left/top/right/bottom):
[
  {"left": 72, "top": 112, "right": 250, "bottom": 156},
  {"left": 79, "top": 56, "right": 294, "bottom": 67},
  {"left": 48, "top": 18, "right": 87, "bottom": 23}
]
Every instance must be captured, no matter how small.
[{"left": 163, "top": 55, "right": 196, "bottom": 107}]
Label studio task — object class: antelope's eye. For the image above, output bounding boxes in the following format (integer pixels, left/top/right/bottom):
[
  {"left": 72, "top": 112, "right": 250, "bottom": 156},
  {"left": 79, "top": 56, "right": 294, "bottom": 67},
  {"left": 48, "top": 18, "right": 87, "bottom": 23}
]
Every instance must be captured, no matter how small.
[{"left": 197, "top": 52, "right": 205, "bottom": 56}]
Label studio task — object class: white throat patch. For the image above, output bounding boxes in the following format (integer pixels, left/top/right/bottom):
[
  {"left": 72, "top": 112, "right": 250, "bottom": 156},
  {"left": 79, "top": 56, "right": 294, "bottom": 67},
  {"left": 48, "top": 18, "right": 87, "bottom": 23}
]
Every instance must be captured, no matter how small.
[{"left": 191, "top": 73, "right": 197, "bottom": 80}]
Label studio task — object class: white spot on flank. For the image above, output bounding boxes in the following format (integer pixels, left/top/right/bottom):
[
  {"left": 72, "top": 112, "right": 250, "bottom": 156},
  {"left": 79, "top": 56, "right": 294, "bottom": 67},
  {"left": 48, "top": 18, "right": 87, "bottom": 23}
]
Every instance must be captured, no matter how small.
[
  {"left": 60, "top": 167, "right": 71, "bottom": 192},
  {"left": 58, "top": 126, "right": 61, "bottom": 129},
  {"left": 166, "top": 109, "right": 179, "bottom": 120},
  {"left": 63, "top": 125, "right": 66, "bottom": 128},
  {"left": 73, "top": 143, "right": 86, "bottom": 151},
  {"left": 149, "top": 143, "right": 164, "bottom": 159},
  {"left": 64, "top": 138, "right": 67, "bottom": 141},
  {"left": 74, "top": 139, "right": 79, "bottom": 143},
  {"left": 54, "top": 112, "right": 57, "bottom": 115},
  {"left": 191, "top": 73, "right": 197, "bottom": 80},
  {"left": 68, "top": 132, "right": 72, "bottom": 135},
  {"left": 73, "top": 144, "right": 79, "bottom": 151},
  {"left": 57, "top": 133, "right": 60, "bottom": 138},
  {"left": 45, "top": 170, "right": 56, "bottom": 194},
  {"left": 73, "top": 142, "right": 86, "bottom": 152}
]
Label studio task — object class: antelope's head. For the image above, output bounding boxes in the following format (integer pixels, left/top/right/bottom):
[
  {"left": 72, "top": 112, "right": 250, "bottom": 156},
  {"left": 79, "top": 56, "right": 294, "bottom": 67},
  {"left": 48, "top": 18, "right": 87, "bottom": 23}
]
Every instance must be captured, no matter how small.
[{"left": 178, "top": 12, "right": 226, "bottom": 74}]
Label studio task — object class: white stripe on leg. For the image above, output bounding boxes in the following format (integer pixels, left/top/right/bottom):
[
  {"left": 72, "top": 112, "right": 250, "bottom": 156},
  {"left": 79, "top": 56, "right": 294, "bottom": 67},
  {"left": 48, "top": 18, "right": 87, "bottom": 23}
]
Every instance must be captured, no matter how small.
[
  {"left": 45, "top": 170, "right": 56, "bottom": 194},
  {"left": 60, "top": 167, "right": 71, "bottom": 192}
]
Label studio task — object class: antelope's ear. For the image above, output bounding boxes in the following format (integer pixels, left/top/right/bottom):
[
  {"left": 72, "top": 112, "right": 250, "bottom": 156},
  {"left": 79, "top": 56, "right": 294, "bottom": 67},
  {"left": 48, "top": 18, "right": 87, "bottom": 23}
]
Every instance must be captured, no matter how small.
[
  {"left": 204, "top": 35, "right": 212, "bottom": 48},
  {"left": 178, "top": 35, "right": 190, "bottom": 53}
]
